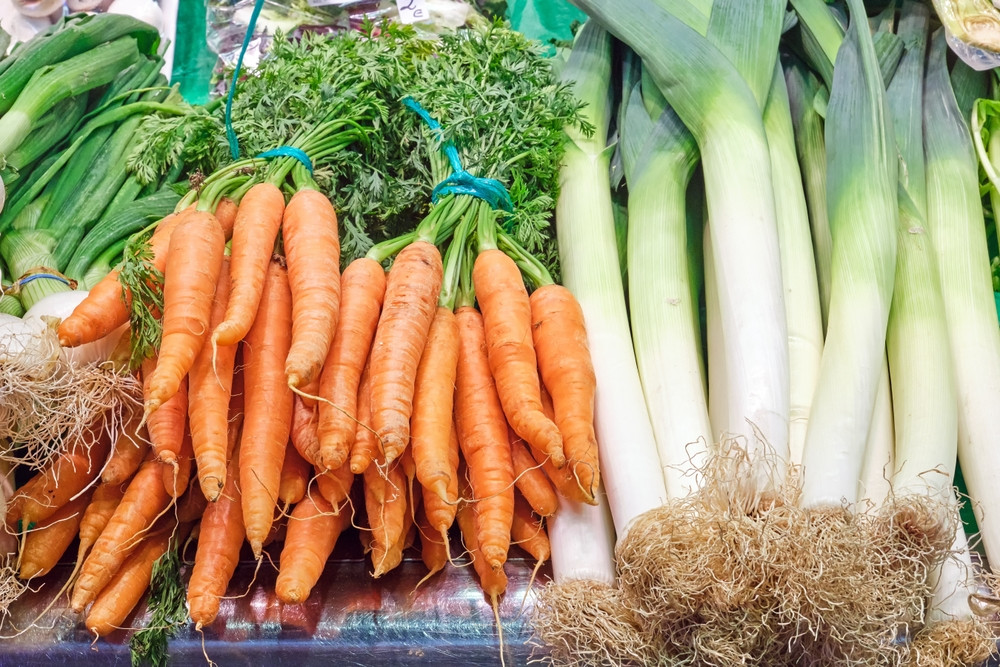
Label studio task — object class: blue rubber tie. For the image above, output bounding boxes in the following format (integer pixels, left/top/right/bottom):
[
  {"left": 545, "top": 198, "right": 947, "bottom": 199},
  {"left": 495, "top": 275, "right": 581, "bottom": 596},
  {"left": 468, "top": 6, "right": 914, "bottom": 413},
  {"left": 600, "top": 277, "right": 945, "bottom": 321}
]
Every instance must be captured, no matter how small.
[
  {"left": 402, "top": 97, "right": 514, "bottom": 212},
  {"left": 256, "top": 146, "right": 314, "bottom": 174},
  {"left": 18, "top": 273, "right": 71, "bottom": 288},
  {"left": 224, "top": 0, "right": 268, "bottom": 161}
]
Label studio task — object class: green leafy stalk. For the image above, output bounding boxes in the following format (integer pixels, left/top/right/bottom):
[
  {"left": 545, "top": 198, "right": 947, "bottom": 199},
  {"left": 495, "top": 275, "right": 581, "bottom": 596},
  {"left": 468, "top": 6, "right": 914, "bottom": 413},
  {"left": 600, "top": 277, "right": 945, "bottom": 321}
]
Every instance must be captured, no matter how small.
[
  {"left": 119, "top": 232, "right": 164, "bottom": 369},
  {"left": 129, "top": 542, "right": 186, "bottom": 667}
]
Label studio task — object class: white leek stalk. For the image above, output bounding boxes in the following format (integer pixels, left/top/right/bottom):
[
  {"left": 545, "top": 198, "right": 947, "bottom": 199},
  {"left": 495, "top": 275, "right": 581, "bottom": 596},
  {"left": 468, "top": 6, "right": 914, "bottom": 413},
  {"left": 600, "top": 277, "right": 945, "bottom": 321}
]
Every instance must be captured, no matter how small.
[{"left": 549, "top": 496, "right": 617, "bottom": 584}]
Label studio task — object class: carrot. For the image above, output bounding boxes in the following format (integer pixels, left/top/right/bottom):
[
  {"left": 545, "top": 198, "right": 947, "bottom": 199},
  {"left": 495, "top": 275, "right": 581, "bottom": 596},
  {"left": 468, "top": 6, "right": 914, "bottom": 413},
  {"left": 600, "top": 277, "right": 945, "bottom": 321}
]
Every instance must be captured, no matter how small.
[
  {"left": 143, "top": 357, "right": 187, "bottom": 468},
  {"left": 454, "top": 306, "right": 515, "bottom": 571},
  {"left": 175, "top": 475, "right": 209, "bottom": 524},
  {"left": 508, "top": 426, "right": 558, "bottom": 517},
  {"left": 473, "top": 248, "right": 564, "bottom": 468},
  {"left": 283, "top": 188, "right": 341, "bottom": 389},
  {"left": 369, "top": 241, "right": 443, "bottom": 465},
  {"left": 8, "top": 424, "right": 112, "bottom": 530},
  {"left": 279, "top": 445, "right": 311, "bottom": 509},
  {"left": 78, "top": 482, "right": 126, "bottom": 561},
  {"left": 211, "top": 182, "right": 286, "bottom": 348},
  {"left": 275, "top": 491, "right": 349, "bottom": 604},
  {"left": 213, "top": 197, "right": 240, "bottom": 238},
  {"left": 315, "top": 463, "right": 355, "bottom": 509},
  {"left": 85, "top": 524, "right": 190, "bottom": 638},
  {"left": 421, "top": 420, "right": 459, "bottom": 542},
  {"left": 239, "top": 258, "right": 294, "bottom": 557},
  {"left": 534, "top": 386, "right": 594, "bottom": 505},
  {"left": 18, "top": 491, "right": 92, "bottom": 579},
  {"left": 188, "top": 450, "right": 244, "bottom": 628},
  {"left": 102, "top": 409, "right": 149, "bottom": 486},
  {"left": 411, "top": 306, "right": 460, "bottom": 505},
  {"left": 144, "top": 212, "right": 226, "bottom": 415},
  {"left": 530, "top": 283, "right": 600, "bottom": 501},
  {"left": 417, "top": 504, "right": 447, "bottom": 581},
  {"left": 188, "top": 256, "right": 237, "bottom": 501},
  {"left": 290, "top": 397, "right": 320, "bottom": 466},
  {"left": 162, "top": 428, "right": 194, "bottom": 499},
  {"left": 511, "top": 494, "right": 550, "bottom": 564},
  {"left": 456, "top": 498, "right": 507, "bottom": 598},
  {"left": 70, "top": 458, "right": 173, "bottom": 611},
  {"left": 316, "top": 258, "right": 386, "bottom": 470},
  {"left": 364, "top": 458, "right": 409, "bottom": 578},
  {"left": 349, "top": 362, "right": 377, "bottom": 475}
]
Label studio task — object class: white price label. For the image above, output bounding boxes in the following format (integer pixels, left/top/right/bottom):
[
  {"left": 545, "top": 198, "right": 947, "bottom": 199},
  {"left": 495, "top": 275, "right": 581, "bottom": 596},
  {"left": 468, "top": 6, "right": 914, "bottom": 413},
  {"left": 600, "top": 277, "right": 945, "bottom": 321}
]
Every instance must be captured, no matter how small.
[{"left": 396, "top": 0, "right": 430, "bottom": 24}]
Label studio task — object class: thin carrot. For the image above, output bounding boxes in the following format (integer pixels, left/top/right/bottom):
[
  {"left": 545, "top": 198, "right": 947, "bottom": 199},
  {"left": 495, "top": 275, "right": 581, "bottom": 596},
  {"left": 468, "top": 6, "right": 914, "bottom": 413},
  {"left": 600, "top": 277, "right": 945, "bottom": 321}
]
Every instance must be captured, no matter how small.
[
  {"left": 421, "top": 420, "right": 459, "bottom": 542},
  {"left": 18, "top": 491, "right": 92, "bottom": 579},
  {"left": 211, "top": 182, "right": 286, "bottom": 348},
  {"left": 188, "top": 450, "right": 244, "bottom": 628},
  {"left": 239, "top": 258, "right": 294, "bottom": 557},
  {"left": 188, "top": 256, "right": 237, "bottom": 501},
  {"left": 317, "top": 258, "right": 386, "bottom": 470},
  {"left": 473, "top": 248, "right": 564, "bottom": 468},
  {"left": 411, "top": 306, "right": 460, "bottom": 505},
  {"left": 143, "top": 357, "right": 187, "bottom": 468},
  {"left": 349, "top": 362, "right": 377, "bottom": 475},
  {"left": 417, "top": 504, "right": 447, "bottom": 581},
  {"left": 511, "top": 494, "right": 550, "bottom": 564},
  {"left": 315, "top": 463, "right": 355, "bottom": 509},
  {"left": 102, "top": 409, "right": 149, "bottom": 486},
  {"left": 290, "top": 396, "right": 320, "bottom": 466},
  {"left": 534, "top": 386, "right": 594, "bottom": 505},
  {"left": 78, "top": 482, "right": 127, "bottom": 561},
  {"left": 162, "top": 428, "right": 194, "bottom": 499},
  {"left": 369, "top": 241, "right": 444, "bottom": 465},
  {"left": 175, "top": 475, "right": 209, "bottom": 523},
  {"left": 364, "top": 458, "right": 408, "bottom": 578},
  {"left": 530, "top": 283, "right": 600, "bottom": 501},
  {"left": 283, "top": 188, "right": 341, "bottom": 389},
  {"left": 275, "top": 491, "right": 349, "bottom": 604},
  {"left": 144, "top": 212, "right": 226, "bottom": 415},
  {"left": 213, "top": 197, "right": 240, "bottom": 238},
  {"left": 71, "top": 457, "right": 173, "bottom": 611},
  {"left": 454, "top": 306, "right": 515, "bottom": 571},
  {"left": 279, "top": 445, "right": 311, "bottom": 509},
  {"left": 456, "top": 497, "right": 507, "bottom": 598},
  {"left": 508, "top": 426, "right": 558, "bottom": 518}
]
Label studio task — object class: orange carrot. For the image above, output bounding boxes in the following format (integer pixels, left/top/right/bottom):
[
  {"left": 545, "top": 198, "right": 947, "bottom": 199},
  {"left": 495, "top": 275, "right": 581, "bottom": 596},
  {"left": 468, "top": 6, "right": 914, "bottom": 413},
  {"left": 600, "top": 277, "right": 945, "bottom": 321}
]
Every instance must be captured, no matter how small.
[
  {"left": 368, "top": 241, "right": 443, "bottom": 465},
  {"left": 188, "top": 451, "right": 244, "bottom": 628},
  {"left": 473, "top": 248, "right": 564, "bottom": 468},
  {"left": 417, "top": 504, "right": 447, "bottom": 580},
  {"left": 454, "top": 306, "right": 515, "bottom": 571},
  {"left": 421, "top": 420, "right": 459, "bottom": 541},
  {"left": 102, "top": 409, "right": 149, "bottom": 486},
  {"left": 143, "top": 357, "right": 187, "bottom": 468},
  {"left": 411, "top": 306, "right": 460, "bottom": 505},
  {"left": 456, "top": 498, "right": 507, "bottom": 599},
  {"left": 364, "top": 458, "right": 408, "bottom": 578},
  {"left": 275, "top": 491, "right": 349, "bottom": 604},
  {"left": 239, "top": 258, "right": 294, "bottom": 557},
  {"left": 316, "top": 258, "right": 386, "bottom": 470},
  {"left": 279, "top": 445, "right": 311, "bottom": 509},
  {"left": 18, "top": 491, "right": 92, "bottom": 579},
  {"left": 175, "top": 475, "right": 208, "bottom": 523},
  {"left": 530, "top": 283, "right": 600, "bottom": 501},
  {"left": 213, "top": 197, "right": 239, "bottom": 239},
  {"left": 212, "top": 182, "right": 286, "bottom": 347},
  {"left": 283, "top": 188, "right": 341, "bottom": 389},
  {"left": 534, "top": 386, "right": 594, "bottom": 505},
  {"left": 70, "top": 458, "right": 173, "bottom": 611},
  {"left": 188, "top": 256, "right": 237, "bottom": 502},
  {"left": 315, "top": 463, "right": 355, "bottom": 509},
  {"left": 349, "top": 362, "right": 377, "bottom": 475},
  {"left": 144, "top": 212, "right": 226, "bottom": 415},
  {"left": 511, "top": 494, "right": 550, "bottom": 564},
  {"left": 78, "top": 482, "right": 126, "bottom": 560},
  {"left": 290, "top": 397, "right": 320, "bottom": 466},
  {"left": 162, "top": 428, "right": 194, "bottom": 499},
  {"left": 508, "top": 426, "right": 558, "bottom": 518}
]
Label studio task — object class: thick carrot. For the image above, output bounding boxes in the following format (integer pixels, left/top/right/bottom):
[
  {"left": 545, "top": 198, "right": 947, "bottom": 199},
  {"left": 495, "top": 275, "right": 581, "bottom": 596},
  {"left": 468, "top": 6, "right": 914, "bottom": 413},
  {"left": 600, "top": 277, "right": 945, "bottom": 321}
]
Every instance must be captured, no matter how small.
[
  {"left": 508, "top": 426, "right": 558, "bottom": 518},
  {"left": 454, "top": 306, "right": 515, "bottom": 571},
  {"left": 102, "top": 409, "right": 149, "bottom": 486},
  {"left": 19, "top": 491, "right": 92, "bottom": 579},
  {"left": 421, "top": 420, "right": 459, "bottom": 541},
  {"left": 290, "top": 397, "right": 320, "bottom": 466},
  {"left": 212, "top": 182, "right": 286, "bottom": 347},
  {"left": 188, "top": 256, "right": 237, "bottom": 502},
  {"left": 349, "top": 362, "right": 377, "bottom": 475},
  {"left": 279, "top": 445, "right": 311, "bottom": 509},
  {"left": 369, "top": 241, "right": 443, "bottom": 465},
  {"left": 144, "top": 212, "right": 226, "bottom": 415},
  {"left": 239, "top": 258, "right": 294, "bottom": 557},
  {"left": 317, "top": 258, "right": 386, "bottom": 470},
  {"left": 534, "top": 386, "right": 593, "bottom": 505},
  {"left": 188, "top": 451, "right": 244, "bottom": 628},
  {"left": 70, "top": 458, "right": 173, "bottom": 611},
  {"left": 143, "top": 357, "right": 187, "bottom": 467},
  {"left": 456, "top": 499, "right": 507, "bottom": 599},
  {"left": 364, "top": 458, "right": 409, "bottom": 578},
  {"left": 411, "top": 306, "right": 460, "bottom": 505},
  {"left": 275, "top": 491, "right": 349, "bottom": 604},
  {"left": 315, "top": 463, "right": 355, "bottom": 509},
  {"left": 162, "top": 428, "right": 194, "bottom": 499},
  {"left": 283, "top": 188, "right": 341, "bottom": 389},
  {"left": 530, "top": 283, "right": 600, "bottom": 501},
  {"left": 473, "top": 249, "right": 564, "bottom": 468},
  {"left": 511, "top": 494, "right": 550, "bottom": 564}
]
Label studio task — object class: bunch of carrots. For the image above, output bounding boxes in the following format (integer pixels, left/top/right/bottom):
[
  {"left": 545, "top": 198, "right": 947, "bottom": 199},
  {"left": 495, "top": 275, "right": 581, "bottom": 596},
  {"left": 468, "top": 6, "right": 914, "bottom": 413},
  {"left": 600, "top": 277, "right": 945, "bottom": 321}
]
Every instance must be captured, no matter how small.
[{"left": 4, "top": 140, "right": 601, "bottom": 643}]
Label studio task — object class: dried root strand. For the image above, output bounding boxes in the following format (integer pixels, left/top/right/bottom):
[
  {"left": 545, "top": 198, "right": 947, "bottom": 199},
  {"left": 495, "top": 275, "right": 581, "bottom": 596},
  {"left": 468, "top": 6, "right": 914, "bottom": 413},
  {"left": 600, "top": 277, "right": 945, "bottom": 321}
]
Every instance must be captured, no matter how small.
[{"left": 903, "top": 619, "right": 997, "bottom": 667}]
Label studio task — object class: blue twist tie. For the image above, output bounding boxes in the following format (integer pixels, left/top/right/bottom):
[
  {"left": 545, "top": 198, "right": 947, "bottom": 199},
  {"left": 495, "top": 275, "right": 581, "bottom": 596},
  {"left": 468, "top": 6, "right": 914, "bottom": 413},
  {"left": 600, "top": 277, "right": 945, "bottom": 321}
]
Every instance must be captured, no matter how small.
[
  {"left": 402, "top": 97, "right": 513, "bottom": 212},
  {"left": 256, "top": 147, "right": 314, "bottom": 174},
  {"left": 224, "top": 0, "right": 268, "bottom": 161},
  {"left": 18, "top": 273, "right": 71, "bottom": 288}
]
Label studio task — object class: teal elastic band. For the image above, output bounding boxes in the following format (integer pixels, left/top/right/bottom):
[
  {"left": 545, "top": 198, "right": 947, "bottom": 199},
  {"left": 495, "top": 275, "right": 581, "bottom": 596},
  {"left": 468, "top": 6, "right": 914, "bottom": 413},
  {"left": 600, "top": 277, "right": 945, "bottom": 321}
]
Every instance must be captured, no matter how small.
[
  {"left": 402, "top": 96, "right": 514, "bottom": 212},
  {"left": 18, "top": 273, "right": 71, "bottom": 288},
  {"left": 256, "top": 147, "right": 314, "bottom": 174},
  {"left": 224, "top": 0, "right": 267, "bottom": 161}
]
